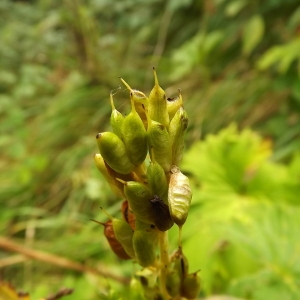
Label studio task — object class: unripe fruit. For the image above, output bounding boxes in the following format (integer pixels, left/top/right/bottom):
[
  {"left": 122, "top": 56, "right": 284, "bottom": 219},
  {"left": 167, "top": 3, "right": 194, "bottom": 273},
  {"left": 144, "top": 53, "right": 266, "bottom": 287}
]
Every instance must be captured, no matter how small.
[
  {"left": 147, "top": 119, "right": 172, "bottom": 172},
  {"left": 113, "top": 218, "right": 136, "bottom": 258},
  {"left": 110, "top": 93, "right": 124, "bottom": 138},
  {"left": 169, "top": 107, "right": 189, "bottom": 166},
  {"left": 120, "top": 77, "right": 148, "bottom": 128},
  {"left": 165, "top": 269, "right": 181, "bottom": 297},
  {"left": 94, "top": 154, "right": 136, "bottom": 198},
  {"left": 120, "top": 77, "right": 148, "bottom": 106},
  {"left": 133, "top": 225, "right": 156, "bottom": 268},
  {"left": 118, "top": 180, "right": 155, "bottom": 225},
  {"left": 181, "top": 272, "right": 201, "bottom": 299},
  {"left": 121, "top": 93, "right": 148, "bottom": 166},
  {"left": 167, "top": 89, "right": 183, "bottom": 120},
  {"left": 96, "top": 132, "right": 135, "bottom": 174},
  {"left": 135, "top": 218, "right": 159, "bottom": 243},
  {"left": 134, "top": 102, "right": 148, "bottom": 129},
  {"left": 172, "top": 247, "right": 189, "bottom": 281},
  {"left": 93, "top": 154, "right": 124, "bottom": 198},
  {"left": 94, "top": 72, "right": 194, "bottom": 297},
  {"left": 92, "top": 219, "right": 131, "bottom": 260},
  {"left": 99, "top": 207, "right": 135, "bottom": 258},
  {"left": 168, "top": 166, "right": 192, "bottom": 227},
  {"left": 148, "top": 68, "right": 169, "bottom": 129},
  {"left": 147, "top": 149, "right": 168, "bottom": 203}
]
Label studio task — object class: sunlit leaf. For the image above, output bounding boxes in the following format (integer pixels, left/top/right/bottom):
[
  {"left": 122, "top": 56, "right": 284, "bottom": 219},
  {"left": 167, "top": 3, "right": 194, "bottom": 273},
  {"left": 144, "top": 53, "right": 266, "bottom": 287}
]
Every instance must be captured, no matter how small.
[
  {"left": 179, "top": 125, "right": 300, "bottom": 295},
  {"left": 257, "top": 38, "right": 300, "bottom": 73}
]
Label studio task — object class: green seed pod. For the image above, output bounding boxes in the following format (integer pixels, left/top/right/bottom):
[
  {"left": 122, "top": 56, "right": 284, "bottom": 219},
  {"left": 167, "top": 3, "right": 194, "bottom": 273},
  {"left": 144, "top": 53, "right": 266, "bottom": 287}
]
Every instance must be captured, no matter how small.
[
  {"left": 172, "top": 247, "right": 189, "bottom": 281},
  {"left": 94, "top": 154, "right": 135, "bottom": 198},
  {"left": 135, "top": 218, "right": 159, "bottom": 245},
  {"left": 181, "top": 272, "right": 201, "bottom": 299},
  {"left": 168, "top": 166, "right": 192, "bottom": 227},
  {"left": 147, "top": 149, "right": 168, "bottom": 203},
  {"left": 92, "top": 219, "right": 131, "bottom": 260},
  {"left": 148, "top": 68, "right": 169, "bottom": 129},
  {"left": 121, "top": 93, "right": 148, "bottom": 166},
  {"left": 112, "top": 218, "right": 135, "bottom": 259},
  {"left": 96, "top": 132, "right": 135, "bottom": 174},
  {"left": 167, "top": 89, "right": 183, "bottom": 120},
  {"left": 147, "top": 119, "right": 172, "bottom": 172},
  {"left": 120, "top": 77, "right": 149, "bottom": 128},
  {"left": 149, "top": 195, "right": 174, "bottom": 232},
  {"left": 165, "top": 269, "right": 181, "bottom": 297},
  {"left": 169, "top": 107, "right": 189, "bottom": 166},
  {"left": 119, "top": 180, "right": 155, "bottom": 225},
  {"left": 134, "top": 102, "right": 148, "bottom": 129},
  {"left": 120, "top": 77, "right": 149, "bottom": 106},
  {"left": 99, "top": 207, "right": 135, "bottom": 258},
  {"left": 133, "top": 222, "right": 158, "bottom": 268},
  {"left": 93, "top": 154, "right": 124, "bottom": 198},
  {"left": 110, "top": 93, "right": 124, "bottom": 138}
]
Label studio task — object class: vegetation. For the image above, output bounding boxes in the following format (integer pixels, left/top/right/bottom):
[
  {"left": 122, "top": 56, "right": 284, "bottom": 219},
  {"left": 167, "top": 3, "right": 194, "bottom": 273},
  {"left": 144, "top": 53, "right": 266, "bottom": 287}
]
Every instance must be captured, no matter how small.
[{"left": 0, "top": 0, "right": 300, "bottom": 299}]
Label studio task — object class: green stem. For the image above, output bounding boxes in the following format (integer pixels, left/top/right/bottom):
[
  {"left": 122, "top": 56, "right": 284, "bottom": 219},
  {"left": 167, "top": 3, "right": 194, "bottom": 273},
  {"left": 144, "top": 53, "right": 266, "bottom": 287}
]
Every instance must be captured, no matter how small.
[
  {"left": 178, "top": 226, "right": 182, "bottom": 248},
  {"left": 159, "top": 231, "right": 170, "bottom": 300}
]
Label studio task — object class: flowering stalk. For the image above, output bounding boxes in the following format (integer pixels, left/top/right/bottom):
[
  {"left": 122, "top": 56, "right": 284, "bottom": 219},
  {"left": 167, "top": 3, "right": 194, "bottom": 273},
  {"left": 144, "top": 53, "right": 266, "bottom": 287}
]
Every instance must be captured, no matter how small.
[{"left": 94, "top": 68, "right": 200, "bottom": 299}]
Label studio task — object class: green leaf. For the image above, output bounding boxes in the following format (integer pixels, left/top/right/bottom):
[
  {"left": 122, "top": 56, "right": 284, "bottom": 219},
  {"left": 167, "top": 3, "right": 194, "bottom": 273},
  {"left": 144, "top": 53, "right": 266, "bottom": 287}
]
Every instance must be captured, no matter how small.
[
  {"left": 257, "top": 38, "right": 300, "bottom": 73},
  {"left": 242, "top": 15, "right": 265, "bottom": 55},
  {"left": 225, "top": 0, "right": 247, "bottom": 17}
]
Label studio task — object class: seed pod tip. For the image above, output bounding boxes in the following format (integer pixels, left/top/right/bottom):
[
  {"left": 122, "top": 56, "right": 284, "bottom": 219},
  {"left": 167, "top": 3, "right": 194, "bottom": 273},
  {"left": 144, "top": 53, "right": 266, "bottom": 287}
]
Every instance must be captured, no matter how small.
[
  {"left": 120, "top": 77, "right": 132, "bottom": 91},
  {"left": 100, "top": 207, "right": 114, "bottom": 220},
  {"left": 110, "top": 93, "right": 116, "bottom": 110},
  {"left": 116, "top": 178, "right": 127, "bottom": 185},
  {"left": 91, "top": 219, "right": 105, "bottom": 226},
  {"left": 153, "top": 67, "right": 159, "bottom": 85}
]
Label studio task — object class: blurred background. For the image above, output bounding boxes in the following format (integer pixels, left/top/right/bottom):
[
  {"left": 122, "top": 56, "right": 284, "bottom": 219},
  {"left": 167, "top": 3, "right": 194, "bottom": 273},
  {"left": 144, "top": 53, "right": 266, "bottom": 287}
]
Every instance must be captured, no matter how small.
[{"left": 1, "top": 0, "right": 300, "bottom": 299}]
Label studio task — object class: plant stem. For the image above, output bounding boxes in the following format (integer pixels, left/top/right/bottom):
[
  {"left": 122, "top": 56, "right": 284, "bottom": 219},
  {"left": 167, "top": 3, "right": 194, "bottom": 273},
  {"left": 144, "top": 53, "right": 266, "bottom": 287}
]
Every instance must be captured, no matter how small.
[
  {"left": 158, "top": 231, "right": 170, "bottom": 300},
  {"left": 0, "top": 236, "right": 129, "bottom": 284},
  {"left": 178, "top": 226, "right": 182, "bottom": 248}
]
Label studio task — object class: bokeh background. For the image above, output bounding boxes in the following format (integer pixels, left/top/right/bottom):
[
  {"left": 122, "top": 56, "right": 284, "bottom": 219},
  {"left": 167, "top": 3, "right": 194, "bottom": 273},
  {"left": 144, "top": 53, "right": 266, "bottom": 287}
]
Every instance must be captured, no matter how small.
[{"left": 1, "top": 0, "right": 300, "bottom": 299}]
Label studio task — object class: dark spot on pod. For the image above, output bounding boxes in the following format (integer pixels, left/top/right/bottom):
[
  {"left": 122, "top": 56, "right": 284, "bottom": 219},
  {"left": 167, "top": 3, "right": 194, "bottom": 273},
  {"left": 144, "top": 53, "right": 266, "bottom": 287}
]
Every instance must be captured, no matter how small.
[
  {"left": 149, "top": 195, "right": 174, "bottom": 231},
  {"left": 154, "top": 293, "right": 164, "bottom": 300},
  {"left": 140, "top": 276, "right": 148, "bottom": 286},
  {"left": 96, "top": 133, "right": 101, "bottom": 139},
  {"left": 167, "top": 95, "right": 180, "bottom": 102},
  {"left": 181, "top": 256, "right": 186, "bottom": 275},
  {"left": 122, "top": 200, "right": 129, "bottom": 222}
]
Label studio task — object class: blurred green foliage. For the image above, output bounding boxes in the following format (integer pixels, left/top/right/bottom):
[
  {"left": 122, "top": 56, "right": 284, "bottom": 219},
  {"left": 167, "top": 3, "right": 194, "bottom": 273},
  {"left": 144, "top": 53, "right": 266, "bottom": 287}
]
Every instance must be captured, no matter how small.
[
  {"left": 0, "top": 0, "right": 299, "bottom": 299},
  {"left": 180, "top": 125, "right": 300, "bottom": 299}
]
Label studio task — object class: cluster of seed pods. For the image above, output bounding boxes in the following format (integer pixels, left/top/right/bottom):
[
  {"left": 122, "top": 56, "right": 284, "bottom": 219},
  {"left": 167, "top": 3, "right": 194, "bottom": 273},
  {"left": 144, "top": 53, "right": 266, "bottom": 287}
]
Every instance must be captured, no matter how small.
[{"left": 94, "top": 69, "right": 200, "bottom": 299}]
